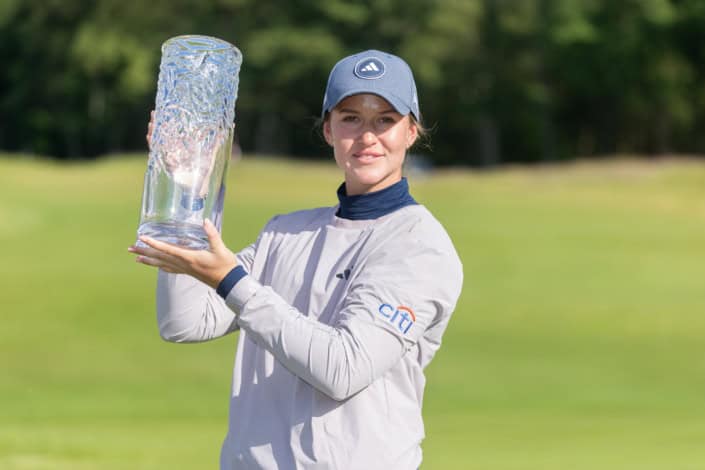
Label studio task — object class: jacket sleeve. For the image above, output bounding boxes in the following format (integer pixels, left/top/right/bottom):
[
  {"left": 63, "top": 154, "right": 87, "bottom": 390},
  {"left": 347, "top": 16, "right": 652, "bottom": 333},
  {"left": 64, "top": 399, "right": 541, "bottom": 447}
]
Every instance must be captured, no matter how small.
[
  {"left": 155, "top": 242, "right": 255, "bottom": 343},
  {"left": 223, "top": 237, "right": 463, "bottom": 401}
]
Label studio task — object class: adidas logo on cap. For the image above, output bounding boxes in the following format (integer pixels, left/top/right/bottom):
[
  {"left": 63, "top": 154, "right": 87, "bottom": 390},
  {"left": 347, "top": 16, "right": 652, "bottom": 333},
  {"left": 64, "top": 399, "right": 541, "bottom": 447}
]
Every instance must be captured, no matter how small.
[{"left": 354, "top": 57, "right": 386, "bottom": 79}]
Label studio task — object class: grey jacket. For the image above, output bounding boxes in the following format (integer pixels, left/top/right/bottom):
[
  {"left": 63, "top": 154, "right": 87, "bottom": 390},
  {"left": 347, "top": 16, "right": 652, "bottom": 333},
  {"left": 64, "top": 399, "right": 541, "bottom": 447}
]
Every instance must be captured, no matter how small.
[{"left": 156, "top": 204, "right": 463, "bottom": 469}]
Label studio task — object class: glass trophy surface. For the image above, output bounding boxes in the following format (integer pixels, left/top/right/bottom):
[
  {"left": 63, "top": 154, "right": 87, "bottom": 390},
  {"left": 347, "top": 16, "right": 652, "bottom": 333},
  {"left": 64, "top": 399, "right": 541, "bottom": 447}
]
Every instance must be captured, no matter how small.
[{"left": 137, "top": 35, "right": 242, "bottom": 250}]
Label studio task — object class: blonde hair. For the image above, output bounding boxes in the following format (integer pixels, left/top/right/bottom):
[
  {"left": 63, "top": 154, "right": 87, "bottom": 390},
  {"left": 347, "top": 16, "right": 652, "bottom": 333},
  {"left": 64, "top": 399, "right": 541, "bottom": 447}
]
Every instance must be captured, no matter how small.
[{"left": 409, "top": 115, "right": 429, "bottom": 149}]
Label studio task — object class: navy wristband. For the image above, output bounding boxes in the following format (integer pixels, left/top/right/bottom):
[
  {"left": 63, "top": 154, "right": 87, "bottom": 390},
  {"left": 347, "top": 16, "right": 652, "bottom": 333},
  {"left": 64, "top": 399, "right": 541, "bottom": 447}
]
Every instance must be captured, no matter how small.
[{"left": 216, "top": 265, "right": 248, "bottom": 299}]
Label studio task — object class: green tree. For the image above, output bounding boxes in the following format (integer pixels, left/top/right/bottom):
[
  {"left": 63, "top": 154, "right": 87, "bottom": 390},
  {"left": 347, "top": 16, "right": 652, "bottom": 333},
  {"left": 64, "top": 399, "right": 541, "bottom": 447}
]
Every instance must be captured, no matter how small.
[{"left": 2, "top": 0, "right": 704, "bottom": 164}]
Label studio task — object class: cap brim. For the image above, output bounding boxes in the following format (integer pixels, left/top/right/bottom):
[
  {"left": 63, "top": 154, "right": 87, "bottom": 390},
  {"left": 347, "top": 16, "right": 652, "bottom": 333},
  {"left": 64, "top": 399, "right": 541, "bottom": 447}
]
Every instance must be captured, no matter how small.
[{"left": 323, "top": 89, "right": 413, "bottom": 118}]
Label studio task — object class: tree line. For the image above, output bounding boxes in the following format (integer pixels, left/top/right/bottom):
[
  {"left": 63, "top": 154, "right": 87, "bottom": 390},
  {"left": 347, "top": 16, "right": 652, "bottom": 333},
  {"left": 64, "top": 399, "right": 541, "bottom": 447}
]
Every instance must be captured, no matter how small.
[{"left": 3, "top": 0, "right": 705, "bottom": 166}]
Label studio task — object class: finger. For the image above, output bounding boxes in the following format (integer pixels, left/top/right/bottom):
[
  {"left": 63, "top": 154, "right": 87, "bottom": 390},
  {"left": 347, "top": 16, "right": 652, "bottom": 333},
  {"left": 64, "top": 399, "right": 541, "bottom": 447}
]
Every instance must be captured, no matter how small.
[
  {"left": 129, "top": 242, "right": 171, "bottom": 259},
  {"left": 134, "top": 250, "right": 184, "bottom": 275},
  {"left": 131, "top": 245, "right": 173, "bottom": 265},
  {"left": 203, "top": 219, "right": 225, "bottom": 252},
  {"left": 137, "top": 238, "right": 195, "bottom": 268},
  {"left": 128, "top": 244, "right": 156, "bottom": 257},
  {"left": 136, "top": 255, "right": 181, "bottom": 273},
  {"left": 147, "top": 111, "right": 155, "bottom": 144},
  {"left": 135, "top": 254, "right": 168, "bottom": 269},
  {"left": 139, "top": 235, "right": 188, "bottom": 258}
]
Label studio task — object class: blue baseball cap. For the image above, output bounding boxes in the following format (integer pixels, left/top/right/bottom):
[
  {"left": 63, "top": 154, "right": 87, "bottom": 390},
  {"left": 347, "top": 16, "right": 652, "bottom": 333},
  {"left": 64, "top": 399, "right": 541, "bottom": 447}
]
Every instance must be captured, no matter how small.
[{"left": 322, "top": 49, "right": 420, "bottom": 120}]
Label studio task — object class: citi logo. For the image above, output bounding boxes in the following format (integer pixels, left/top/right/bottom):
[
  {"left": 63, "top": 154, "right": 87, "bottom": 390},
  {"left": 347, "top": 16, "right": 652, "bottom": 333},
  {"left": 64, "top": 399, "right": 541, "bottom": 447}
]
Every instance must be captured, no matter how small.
[
  {"left": 378, "top": 304, "right": 416, "bottom": 334},
  {"left": 354, "top": 57, "right": 386, "bottom": 79}
]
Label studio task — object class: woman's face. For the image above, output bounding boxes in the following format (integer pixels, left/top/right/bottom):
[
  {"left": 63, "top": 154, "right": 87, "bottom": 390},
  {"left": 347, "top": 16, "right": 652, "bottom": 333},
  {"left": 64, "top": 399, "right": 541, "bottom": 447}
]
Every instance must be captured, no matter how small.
[{"left": 323, "top": 94, "right": 418, "bottom": 195}]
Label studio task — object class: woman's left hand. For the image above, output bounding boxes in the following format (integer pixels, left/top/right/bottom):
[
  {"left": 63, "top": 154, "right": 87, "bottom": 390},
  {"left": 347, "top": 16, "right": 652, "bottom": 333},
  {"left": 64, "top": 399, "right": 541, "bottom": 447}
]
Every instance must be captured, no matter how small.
[{"left": 128, "top": 219, "right": 238, "bottom": 289}]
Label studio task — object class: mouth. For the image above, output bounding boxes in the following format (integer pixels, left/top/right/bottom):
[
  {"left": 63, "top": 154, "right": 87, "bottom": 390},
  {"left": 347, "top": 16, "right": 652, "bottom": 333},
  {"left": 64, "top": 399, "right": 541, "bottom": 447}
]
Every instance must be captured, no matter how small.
[{"left": 353, "top": 152, "right": 384, "bottom": 163}]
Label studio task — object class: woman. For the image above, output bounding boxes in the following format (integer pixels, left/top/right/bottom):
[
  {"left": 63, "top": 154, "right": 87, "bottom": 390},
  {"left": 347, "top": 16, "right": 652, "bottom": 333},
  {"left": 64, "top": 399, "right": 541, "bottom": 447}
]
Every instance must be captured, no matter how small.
[{"left": 129, "top": 49, "right": 463, "bottom": 470}]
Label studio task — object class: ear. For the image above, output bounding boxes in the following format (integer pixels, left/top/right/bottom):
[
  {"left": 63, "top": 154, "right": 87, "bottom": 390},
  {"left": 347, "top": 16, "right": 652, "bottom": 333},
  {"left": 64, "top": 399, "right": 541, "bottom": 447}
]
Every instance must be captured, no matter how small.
[
  {"left": 323, "top": 120, "right": 334, "bottom": 147},
  {"left": 406, "top": 120, "right": 419, "bottom": 149}
]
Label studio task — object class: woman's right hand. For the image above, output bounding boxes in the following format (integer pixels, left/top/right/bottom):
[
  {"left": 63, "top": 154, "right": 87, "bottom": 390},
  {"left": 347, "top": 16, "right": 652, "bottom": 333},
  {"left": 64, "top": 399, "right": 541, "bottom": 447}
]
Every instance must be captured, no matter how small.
[
  {"left": 146, "top": 110, "right": 155, "bottom": 149},
  {"left": 146, "top": 110, "right": 195, "bottom": 179},
  {"left": 129, "top": 218, "right": 238, "bottom": 289}
]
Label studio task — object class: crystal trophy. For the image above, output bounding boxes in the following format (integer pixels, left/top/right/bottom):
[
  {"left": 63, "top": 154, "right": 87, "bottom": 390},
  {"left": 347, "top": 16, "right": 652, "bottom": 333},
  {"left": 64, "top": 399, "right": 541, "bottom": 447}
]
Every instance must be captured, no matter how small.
[{"left": 137, "top": 35, "right": 242, "bottom": 249}]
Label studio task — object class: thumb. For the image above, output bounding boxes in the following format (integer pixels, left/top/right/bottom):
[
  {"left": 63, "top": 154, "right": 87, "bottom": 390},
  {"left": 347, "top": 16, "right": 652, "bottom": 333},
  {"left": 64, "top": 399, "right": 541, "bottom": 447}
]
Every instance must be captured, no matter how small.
[{"left": 204, "top": 219, "right": 225, "bottom": 253}]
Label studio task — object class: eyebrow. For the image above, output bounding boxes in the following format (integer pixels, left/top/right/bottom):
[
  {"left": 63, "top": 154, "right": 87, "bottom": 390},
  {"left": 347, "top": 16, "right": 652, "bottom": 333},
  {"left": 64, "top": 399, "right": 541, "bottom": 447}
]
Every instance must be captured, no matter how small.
[{"left": 337, "top": 108, "right": 397, "bottom": 114}]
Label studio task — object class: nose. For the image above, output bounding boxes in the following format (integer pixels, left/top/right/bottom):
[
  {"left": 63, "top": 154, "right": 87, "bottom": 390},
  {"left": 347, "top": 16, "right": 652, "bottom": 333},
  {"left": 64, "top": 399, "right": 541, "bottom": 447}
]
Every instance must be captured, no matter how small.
[{"left": 359, "top": 129, "right": 378, "bottom": 146}]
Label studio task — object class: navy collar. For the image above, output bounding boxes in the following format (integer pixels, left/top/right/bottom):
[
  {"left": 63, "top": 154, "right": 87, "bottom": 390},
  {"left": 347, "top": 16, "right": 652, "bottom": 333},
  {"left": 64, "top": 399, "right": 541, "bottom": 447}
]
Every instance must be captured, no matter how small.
[{"left": 336, "top": 177, "right": 417, "bottom": 220}]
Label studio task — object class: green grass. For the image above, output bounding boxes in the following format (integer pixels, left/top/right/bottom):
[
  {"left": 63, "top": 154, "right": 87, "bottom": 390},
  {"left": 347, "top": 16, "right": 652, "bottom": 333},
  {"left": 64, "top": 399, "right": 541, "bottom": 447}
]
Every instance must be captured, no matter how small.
[{"left": 1, "top": 154, "right": 704, "bottom": 469}]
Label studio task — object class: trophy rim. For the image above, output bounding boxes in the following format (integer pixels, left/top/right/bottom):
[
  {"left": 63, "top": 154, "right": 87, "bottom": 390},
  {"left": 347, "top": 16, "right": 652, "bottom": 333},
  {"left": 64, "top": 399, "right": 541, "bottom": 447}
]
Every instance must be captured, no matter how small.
[{"left": 162, "top": 35, "right": 241, "bottom": 55}]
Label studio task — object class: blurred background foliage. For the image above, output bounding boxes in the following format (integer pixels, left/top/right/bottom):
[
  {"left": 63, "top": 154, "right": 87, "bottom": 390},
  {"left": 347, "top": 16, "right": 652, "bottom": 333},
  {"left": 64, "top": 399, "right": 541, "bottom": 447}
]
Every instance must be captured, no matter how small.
[{"left": 3, "top": 0, "right": 705, "bottom": 166}]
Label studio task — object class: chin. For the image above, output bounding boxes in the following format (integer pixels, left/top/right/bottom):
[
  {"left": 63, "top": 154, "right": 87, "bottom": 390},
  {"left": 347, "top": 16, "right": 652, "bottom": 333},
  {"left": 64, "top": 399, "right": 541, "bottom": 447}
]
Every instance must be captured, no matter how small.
[{"left": 347, "top": 170, "right": 396, "bottom": 193}]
